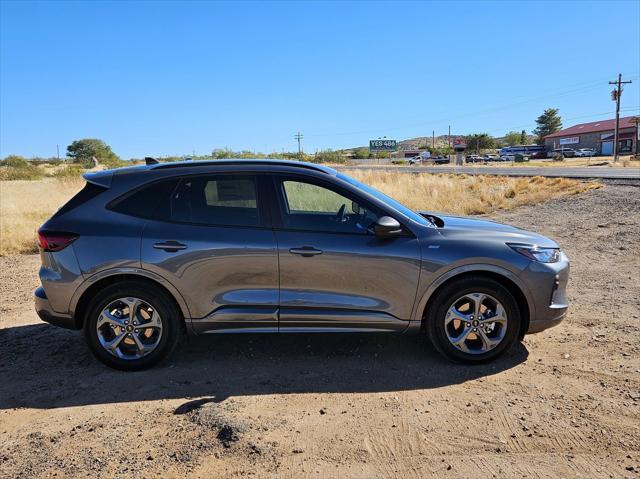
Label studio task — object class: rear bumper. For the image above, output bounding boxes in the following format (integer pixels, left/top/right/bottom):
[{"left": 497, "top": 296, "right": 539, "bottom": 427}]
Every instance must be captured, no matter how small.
[{"left": 34, "top": 286, "right": 80, "bottom": 330}]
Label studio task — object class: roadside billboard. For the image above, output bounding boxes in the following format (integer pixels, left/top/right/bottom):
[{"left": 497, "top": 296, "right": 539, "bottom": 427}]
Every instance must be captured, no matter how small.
[{"left": 369, "top": 139, "right": 397, "bottom": 152}]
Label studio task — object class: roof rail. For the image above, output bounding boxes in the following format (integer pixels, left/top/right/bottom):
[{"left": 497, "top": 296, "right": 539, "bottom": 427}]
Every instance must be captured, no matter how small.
[{"left": 152, "top": 159, "right": 334, "bottom": 174}]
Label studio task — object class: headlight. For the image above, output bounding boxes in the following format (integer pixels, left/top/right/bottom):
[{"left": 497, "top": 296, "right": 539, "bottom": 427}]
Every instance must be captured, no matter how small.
[{"left": 507, "top": 243, "right": 560, "bottom": 263}]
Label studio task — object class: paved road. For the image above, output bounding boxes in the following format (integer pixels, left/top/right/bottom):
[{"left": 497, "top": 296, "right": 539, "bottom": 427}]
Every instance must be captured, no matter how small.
[{"left": 340, "top": 165, "right": 640, "bottom": 180}]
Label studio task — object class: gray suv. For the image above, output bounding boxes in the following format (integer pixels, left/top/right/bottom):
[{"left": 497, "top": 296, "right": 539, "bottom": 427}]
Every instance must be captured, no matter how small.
[{"left": 35, "top": 160, "right": 569, "bottom": 370}]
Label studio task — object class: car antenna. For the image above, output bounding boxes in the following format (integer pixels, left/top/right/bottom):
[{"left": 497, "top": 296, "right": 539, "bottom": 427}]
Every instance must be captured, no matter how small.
[{"left": 145, "top": 157, "right": 159, "bottom": 165}]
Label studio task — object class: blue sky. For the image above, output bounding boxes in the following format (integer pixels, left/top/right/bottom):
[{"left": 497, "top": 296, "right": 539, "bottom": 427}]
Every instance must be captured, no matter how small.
[{"left": 1, "top": 0, "right": 639, "bottom": 159}]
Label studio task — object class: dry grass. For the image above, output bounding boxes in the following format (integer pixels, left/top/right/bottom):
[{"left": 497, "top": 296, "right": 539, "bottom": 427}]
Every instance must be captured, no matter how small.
[
  {"left": 349, "top": 171, "right": 600, "bottom": 216},
  {"left": 0, "top": 173, "right": 599, "bottom": 256},
  {"left": 0, "top": 178, "right": 84, "bottom": 255}
]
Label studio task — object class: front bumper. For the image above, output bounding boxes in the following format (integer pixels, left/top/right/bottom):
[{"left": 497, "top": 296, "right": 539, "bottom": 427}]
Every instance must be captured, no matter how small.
[
  {"left": 34, "top": 286, "right": 80, "bottom": 330},
  {"left": 521, "top": 252, "right": 570, "bottom": 334}
]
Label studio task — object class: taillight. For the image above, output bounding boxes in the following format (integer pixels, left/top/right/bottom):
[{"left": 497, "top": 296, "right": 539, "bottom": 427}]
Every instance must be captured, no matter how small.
[{"left": 37, "top": 229, "right": 79, "bottom": 252}]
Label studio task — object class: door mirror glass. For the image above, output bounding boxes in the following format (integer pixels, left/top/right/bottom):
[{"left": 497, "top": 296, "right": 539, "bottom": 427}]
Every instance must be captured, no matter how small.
[{"left": 372, "top": 216, "right": 403, "bottom": 238}]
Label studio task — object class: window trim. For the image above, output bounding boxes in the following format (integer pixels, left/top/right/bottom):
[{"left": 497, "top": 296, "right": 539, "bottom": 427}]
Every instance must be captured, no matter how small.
[{"left": 269, "top": 174, "right": 413, "bottom": 237}]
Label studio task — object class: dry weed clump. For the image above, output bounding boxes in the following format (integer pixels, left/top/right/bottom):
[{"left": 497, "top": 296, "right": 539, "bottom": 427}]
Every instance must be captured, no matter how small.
[
  {"left": 347, "top": 171, "right": 600, "bottom": 216},
  {"left": 0, "top": 178, "right": 84, "bottom": 255}
]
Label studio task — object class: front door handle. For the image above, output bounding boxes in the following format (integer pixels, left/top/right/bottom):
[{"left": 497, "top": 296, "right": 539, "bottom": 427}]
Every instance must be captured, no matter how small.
[
  {"left": 289, "top": 246, "right": 323, "bottom": 257},
  {"left": 153, "top": 241, "right": 187, "bottom": 252}
]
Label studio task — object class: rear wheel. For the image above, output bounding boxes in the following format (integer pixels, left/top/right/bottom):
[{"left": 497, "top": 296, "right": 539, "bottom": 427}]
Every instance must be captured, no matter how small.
[
  {"left": 424, "top": 276, "right": 521, "bottom": 363},
  {"left": 84, "top": 281, "right": 180, "bottom": 371}
]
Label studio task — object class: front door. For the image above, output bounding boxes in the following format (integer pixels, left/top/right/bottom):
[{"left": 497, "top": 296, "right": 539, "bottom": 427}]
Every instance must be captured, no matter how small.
[
  {"left": 271, "top": 175, "right": 421, "bottom": 332},
  {"left": 141, "top": 174, "right": 279, "bottom": 333}
]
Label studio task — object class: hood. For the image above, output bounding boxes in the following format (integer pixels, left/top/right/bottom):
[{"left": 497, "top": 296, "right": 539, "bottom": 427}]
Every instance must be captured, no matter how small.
[{"left": 420, "top": 212, "right": 559, "bottom": 248}]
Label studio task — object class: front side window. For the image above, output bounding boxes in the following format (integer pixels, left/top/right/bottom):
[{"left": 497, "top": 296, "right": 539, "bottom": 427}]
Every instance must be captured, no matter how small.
[
  {"left": 279, "top": 179, "right": 378, "bottom": 234},
  {"left": 170, "top": 175, "right": 260, "bottom": 226}
]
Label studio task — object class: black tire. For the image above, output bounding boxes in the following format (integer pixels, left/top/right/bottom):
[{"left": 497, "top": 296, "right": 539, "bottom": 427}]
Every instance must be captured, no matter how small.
[
  {"left": 84, "top": 280, "right": 181, "bottom": 371},
  {"left": 424, "top": 276, "right": 521, "bottom": 363}
]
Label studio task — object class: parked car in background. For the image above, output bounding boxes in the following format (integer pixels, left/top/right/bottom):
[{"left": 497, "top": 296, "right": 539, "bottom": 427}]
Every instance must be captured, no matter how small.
[
  {"left": 484, "top": 154, "right": 500, "bottom": 162},
  {"left": 499, "top": 145, "right": 546, "bottom": 159},
  {"left": 552, "top": 148, "right": 576, "bottom": 158},
  {"left": 575, "top": 148, "right": 596, "bottom": 157},
  {"left": 432, "top": 156, "right": 450, "bottom": 165},
  {"left": 465, "top": 154, "right": 483, "bottom": 163},
  {"left": 529, "top": 150, "right": 548, "bottom": 159},
  {"left": 34, "top": 159, "right": 570, "bottom": 370}
]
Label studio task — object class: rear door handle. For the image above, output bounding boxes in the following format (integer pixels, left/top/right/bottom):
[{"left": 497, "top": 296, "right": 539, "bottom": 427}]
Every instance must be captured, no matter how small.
[
  {"left": 289, "top": 246, "right": 323, "bottom": 257},
  {"left": 153, "top": 241, "right": 187, "bottom": 252}
]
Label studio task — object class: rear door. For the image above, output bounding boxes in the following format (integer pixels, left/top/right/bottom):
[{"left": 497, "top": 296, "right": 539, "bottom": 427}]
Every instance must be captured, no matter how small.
[
  {"left": 270, "top": 174, "right": 421, "bottom": 332},
  {"left": 138, "top": 173, "right": 279, "bottom": 333}
]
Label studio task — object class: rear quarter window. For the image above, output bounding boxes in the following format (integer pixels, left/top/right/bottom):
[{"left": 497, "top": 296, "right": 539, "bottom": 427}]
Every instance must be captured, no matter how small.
[
  {"left": 52, "top": 182, "right": 108, "bottom": 218},
  {"left": 108, "top": 179, "right": 179, "bottom": 220}
]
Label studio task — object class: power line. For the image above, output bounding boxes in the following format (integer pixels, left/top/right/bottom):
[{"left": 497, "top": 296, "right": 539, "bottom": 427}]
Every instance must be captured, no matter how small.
[
  {"left": 303, "top": 72, "right": 640, "bottom": 139},
  {"left": 483, "top": 107, "right": 640, "bottom": 137}
]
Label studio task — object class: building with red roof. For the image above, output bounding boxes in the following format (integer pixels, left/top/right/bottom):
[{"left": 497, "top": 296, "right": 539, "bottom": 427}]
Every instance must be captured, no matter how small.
[{"left": 544, "top": 116, "right": 638, "bottom": 156}]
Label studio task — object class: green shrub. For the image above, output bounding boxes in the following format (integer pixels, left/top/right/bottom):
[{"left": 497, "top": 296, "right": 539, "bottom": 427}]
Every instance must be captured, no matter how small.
[
  {"left": 1, "top": 155, "right": 30, "bottom": 168},
  {"left": 51, "top": 165, "right": 85, "bottom": 179},
  {"left": 313, "top": 149, "right": 347, "bottom": 164}
]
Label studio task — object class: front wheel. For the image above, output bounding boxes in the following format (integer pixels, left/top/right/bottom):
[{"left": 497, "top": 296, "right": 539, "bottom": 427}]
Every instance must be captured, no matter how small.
[
  {"left": 84, "top": 281, "right": 181, "bottom": 371},
  {"left": 424, "top": 276, "right": 521, "bottom": 363}
]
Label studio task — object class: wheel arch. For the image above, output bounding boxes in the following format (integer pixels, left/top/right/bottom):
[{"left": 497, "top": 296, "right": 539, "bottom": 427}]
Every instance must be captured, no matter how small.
[
  {"left": 418, "top": 267, "right": 532, "bottom": 340},
  {"left": 70, "top": 270, "right": 191, "bottom": 331}
]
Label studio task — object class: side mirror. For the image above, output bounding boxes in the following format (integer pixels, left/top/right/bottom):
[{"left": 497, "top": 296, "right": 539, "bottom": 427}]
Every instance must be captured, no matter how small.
[{"left": 372, "top": 216, "right": 403, "bottom": 238}]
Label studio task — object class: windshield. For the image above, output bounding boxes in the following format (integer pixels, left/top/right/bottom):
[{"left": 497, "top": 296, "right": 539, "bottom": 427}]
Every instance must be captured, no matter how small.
[{"left": 337, "top": 173, "right": 431, "bottom": 227}]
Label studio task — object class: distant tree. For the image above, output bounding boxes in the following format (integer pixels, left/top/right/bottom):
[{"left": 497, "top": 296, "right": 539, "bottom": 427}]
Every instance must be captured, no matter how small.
[
  {"left": 466, "top": 133, "right": 496, "bottom": 154},
  {"left": 351, "top": 148, "right": 371, "bottom": 159},
  {"left": 67, "top": 139, "right": 121, "bottom": 168},
  {"left": 533, "top": 108, "right": 562, "bottom": 145},
  {"left": 427, "top": 145, "right": 453, "bottom": 156},
  {"left": 520, "top": 130, "right": 528, "bottom": 145},
  {"left": 503, "top": 131, "right": 522, "bottom": 146}
]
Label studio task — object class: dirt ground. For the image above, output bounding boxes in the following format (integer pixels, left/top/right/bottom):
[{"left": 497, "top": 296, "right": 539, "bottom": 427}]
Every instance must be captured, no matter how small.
[{"left": 1, "top": 181, "right": 639, "bottom": 479}]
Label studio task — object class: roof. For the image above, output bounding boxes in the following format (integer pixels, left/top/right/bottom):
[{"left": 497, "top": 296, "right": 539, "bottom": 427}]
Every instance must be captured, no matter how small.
[
  {"left": 152, "top": 158, "right": 336, "bottom": 175},
  {"left": 84, "top": 159, "right": 336, "bottom": 186},
  {"left": 545, "top": 116, "right": 637, "bottom": 139}
]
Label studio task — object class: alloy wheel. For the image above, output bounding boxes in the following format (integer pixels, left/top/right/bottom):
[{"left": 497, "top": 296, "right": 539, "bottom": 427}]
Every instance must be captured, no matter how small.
[
  {"left": 95, "top": 297, "right": 163, "bottom": 360},
  {"left": 444, "top": 293, "right": 508, "bottom": 355}
]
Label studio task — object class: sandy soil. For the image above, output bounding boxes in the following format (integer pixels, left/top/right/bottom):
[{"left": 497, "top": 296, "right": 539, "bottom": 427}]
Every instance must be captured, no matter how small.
[{"left": 1, "top": 182, "right": 639, "bottom": 478}]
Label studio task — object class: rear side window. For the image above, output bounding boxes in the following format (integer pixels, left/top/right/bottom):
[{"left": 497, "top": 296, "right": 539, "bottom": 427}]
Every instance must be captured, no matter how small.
[
  {"left": 53, "top": 182, "right": 108, "bottom": 218},
  {"left": 170, "top": 175, "right": 259, "bottom": 227},
  {"left": 109, "top": 179, "right": 179, "bottom": 219}
]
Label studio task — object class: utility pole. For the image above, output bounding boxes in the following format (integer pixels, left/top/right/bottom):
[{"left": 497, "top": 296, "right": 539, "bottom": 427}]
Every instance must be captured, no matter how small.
[
  {"left": 448, "top": 125, "right": 451, "bottom": 147},
  {"left": 56, "top": 144, "right": 60, "bottom": 160},
  {"left": 432, "top": 130, "right": 435, "bottom": 149},
  {"left": 609, "top": 73, "right": 633, "bottom": 162},
  {"left": 294, "top": 132, "right": 304, "bottom": 154}
]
